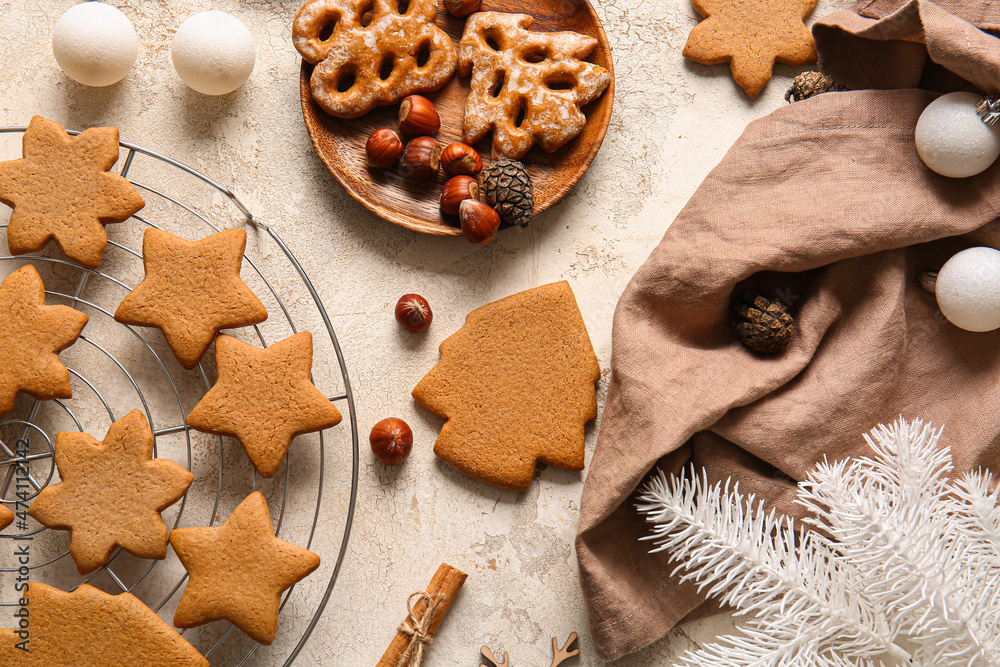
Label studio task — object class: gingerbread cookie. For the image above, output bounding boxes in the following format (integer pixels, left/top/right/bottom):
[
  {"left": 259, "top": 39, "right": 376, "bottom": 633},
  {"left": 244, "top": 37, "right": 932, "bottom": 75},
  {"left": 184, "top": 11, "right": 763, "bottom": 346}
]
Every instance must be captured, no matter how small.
[
  {"left": 293, "top": 0, "right": 457, "bottom": 118},
  {"left": 0, "top": 265, "right": 88, "bottom": 418},
  {"left": 0, "top": 116, "right": 145, "bottom": 269},
  {"left": 114, "top": 228, "right": 268, "bottom": 369},
  {"left": 0, "top": 582, "right": 208, "bottom": 666},
  {"left": 28, "top": 409, "right": 194, "bottom": 575},
  {"left": 458, "top": 13, "right": 611, "bottom": 160},
  {"left": 413, "top": 281, "right": 600, "bottom": 492},
  {"left": 0, "top": 504, "right": 12, "bottom": 531},
  {"left": 169, "top": 491, "right": 321, "bottom": 645},
  {"left": 186, "top": 332, "right": 342, "bottom": 478},
  {"left": 683, "top": 0, "right": 817, "bottom": 98}
]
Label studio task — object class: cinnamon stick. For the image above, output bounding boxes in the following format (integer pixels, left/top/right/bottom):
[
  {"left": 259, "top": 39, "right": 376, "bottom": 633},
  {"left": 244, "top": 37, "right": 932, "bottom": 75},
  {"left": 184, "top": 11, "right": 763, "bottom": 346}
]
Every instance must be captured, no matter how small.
[{"left": 376, "top": 562, "right": 468, "bottom": 667}]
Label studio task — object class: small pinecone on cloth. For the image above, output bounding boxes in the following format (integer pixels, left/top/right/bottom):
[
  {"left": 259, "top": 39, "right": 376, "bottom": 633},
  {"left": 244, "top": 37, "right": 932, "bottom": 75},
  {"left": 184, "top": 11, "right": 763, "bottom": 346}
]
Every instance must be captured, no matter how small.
[
  {"left": 785, "top": 71, "right": 845, "bottom": 103},
  {"left": 477, "top": 159, "right": 534, "bottom": 228},
  {"left": 731, "top": 292, "right": 794, "bottom": 353}
]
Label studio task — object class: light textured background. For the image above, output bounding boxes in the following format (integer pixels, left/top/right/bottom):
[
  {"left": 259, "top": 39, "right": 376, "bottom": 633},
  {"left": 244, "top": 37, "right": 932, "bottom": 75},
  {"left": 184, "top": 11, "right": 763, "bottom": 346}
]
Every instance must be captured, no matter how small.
[{"left": 0, "top": 0, "right": 848, "bottom": 664}]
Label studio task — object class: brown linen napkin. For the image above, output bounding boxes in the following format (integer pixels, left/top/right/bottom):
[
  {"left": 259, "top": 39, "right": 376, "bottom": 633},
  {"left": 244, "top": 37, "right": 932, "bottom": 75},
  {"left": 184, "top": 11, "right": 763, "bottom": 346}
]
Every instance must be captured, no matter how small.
[{"left": 577, "top": 0, "right": 1000, "bottom": 660}]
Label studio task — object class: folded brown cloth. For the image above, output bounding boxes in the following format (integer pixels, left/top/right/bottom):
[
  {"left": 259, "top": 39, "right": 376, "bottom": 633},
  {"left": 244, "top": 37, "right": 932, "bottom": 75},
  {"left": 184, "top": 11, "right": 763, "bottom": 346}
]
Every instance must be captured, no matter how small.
[{"left": 577, "top": 0, "right": 1000, "bottom": 660}]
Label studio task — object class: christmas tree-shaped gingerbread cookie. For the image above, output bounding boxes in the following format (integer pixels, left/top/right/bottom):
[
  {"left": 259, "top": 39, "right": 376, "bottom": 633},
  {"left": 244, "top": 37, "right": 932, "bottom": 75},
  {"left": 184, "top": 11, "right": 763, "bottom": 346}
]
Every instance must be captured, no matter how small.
[{"left": 413, "top": 281, "right": 600, "bottom": 492}]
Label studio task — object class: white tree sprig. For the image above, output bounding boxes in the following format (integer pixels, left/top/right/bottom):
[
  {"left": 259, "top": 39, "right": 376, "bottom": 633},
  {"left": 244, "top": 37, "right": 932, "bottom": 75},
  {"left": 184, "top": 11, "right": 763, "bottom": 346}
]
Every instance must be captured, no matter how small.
[{"left": 637, "top": 418, "right": 1000, "bottom": 667}]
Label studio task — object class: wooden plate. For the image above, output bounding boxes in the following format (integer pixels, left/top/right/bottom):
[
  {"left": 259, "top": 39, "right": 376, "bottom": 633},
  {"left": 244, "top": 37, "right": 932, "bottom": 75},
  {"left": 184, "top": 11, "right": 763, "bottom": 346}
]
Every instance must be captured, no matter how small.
[{"left": 299, "top": 0, "right": 615, "bottom": 236}]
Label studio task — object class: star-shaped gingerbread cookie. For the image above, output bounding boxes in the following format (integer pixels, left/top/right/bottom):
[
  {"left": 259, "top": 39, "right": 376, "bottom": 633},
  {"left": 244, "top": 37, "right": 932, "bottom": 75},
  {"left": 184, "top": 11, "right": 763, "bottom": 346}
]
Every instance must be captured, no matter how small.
[
  {"left": 169, "top": 491, "right": 321, "bottom": 645},
  {"left": 683, "top": 0, "right": 817, "bottom": 98},
  {"left": 28, "top": 409, "right": 194, "bottom": 575},
  {"left": 0, "top": 582, "right": 208, "bottom": 666},
  {"left": 114, "top": 228, "right": 268, "bottom": 369},
  {"left": 0, "top": 505, "right": 12, "bottom": 531},
  {"left": 0, "top": 116, "right": 145, "bottom": 269},
  {"left": 0, "top": 265, "right": 88, "bottom": 417},
  {"left": 186, "top": 332, "right": 342, "bottom": 477}
]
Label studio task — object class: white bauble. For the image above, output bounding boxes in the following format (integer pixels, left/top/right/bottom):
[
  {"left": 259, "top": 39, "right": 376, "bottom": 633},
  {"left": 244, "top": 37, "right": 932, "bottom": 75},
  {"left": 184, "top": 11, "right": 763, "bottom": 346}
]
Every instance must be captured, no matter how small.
[
  {"left": 52, "top": 2, "right": 138, "bottom": 87},
  {"left": 936, "top": 246, "right": 1000, "bottom": 332},
  {"left": 171, "top": 11, "right": 256, "bottom": 96},
  {"left": 915, "top": 92, "right": 1000, "bottom": 178}
]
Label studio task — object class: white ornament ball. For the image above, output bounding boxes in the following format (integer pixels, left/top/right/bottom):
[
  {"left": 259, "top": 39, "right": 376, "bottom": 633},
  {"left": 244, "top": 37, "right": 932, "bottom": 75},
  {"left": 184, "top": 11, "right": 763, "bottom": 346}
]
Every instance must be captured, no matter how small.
[
  {"left": 935, "top": 247, "right": 1000, "bottom": 332},
  {"left": 171, "top": 11, "right": 256, "bottom": 96},
  {"left": 52, "top": 2, "right": 138, "bottom": 87},
  {"left": 915, "top": 91, "right": 1000, "bottom": 178}
]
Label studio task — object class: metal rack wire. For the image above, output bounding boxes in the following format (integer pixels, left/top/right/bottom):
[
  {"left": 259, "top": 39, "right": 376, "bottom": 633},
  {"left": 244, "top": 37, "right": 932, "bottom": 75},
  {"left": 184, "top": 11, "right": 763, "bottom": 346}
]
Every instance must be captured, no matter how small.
[{"left": 0, "top": 126, "right": 359, "bottom": 666}]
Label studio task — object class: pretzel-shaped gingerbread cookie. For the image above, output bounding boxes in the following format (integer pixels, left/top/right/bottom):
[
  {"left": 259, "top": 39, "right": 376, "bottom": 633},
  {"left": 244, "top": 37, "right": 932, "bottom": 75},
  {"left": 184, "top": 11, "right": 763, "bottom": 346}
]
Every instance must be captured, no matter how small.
[
  {"left": 293, "top": 0, "right": 457, "bottom": 119},
  {"left": 458, "top": 13, "right": 611, "bottom": 159}
]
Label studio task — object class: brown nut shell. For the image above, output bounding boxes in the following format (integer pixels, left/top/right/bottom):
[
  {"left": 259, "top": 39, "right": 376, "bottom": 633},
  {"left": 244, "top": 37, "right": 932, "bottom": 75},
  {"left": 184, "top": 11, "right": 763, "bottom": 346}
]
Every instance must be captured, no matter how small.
[
  {"left": 441, "top": 143, "right": 483, "bottom": 176},
  {"left": 398, "top": 95, "right": 441, "bottom": 136},
  {"left": 400, "top": 136, "right": 442, "bottom": 179},
  {"left": 365, "top": 128, "right": 404, "bottom": 169},
  {"left": 440, "top": 175, "right": 480, "bottom": 216},
  {"left": 370, "top": 417, "right": 413, "bottom": 465},
  {"left": 459, "top": 199, "right": 500, "bottom": 244},
  {"left": 395, "top": 293, "right": 433, "bottom": 333}
]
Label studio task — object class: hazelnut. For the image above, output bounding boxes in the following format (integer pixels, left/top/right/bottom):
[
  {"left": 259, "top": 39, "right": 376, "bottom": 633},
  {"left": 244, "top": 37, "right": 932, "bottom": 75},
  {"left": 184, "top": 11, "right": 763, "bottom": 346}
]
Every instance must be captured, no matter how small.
[
  {"left": 398, "top": 95, "right": 441, "bottom": 135},
  {"left": 395, "top": 293, "right": 432, "bottom": 333},
  {"left": 440, "top": 175, "right": 480, "bottom": 216},
  {"left": 369, "top": 417, "right": 413, "bottom": 466},
  {"left": 441, "top": 143, "right": 483, "bottom": 176},
  {"left": 459, "top": 199, "right": 500, "bottom": 244},
  {"left": 365, "top": 128, "right": 404, "bottom": 169},
  {"left": 443, "top": 0, "right": 482, "bottom": 17},
  {"left": 400, "top": 136, "right": 441, "bottom": 179}
]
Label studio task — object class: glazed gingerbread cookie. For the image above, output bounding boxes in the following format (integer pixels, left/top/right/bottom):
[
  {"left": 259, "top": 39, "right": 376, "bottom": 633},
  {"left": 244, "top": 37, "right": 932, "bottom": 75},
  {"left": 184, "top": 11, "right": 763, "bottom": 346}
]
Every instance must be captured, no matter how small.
[
  {"left": 0, "top": 116, "right": 145, "bottom": 269},
  {"left": 29, "top": 410, "right": 194, "bottom": 575},
  {"left": 0, "top": 265, "right": 88, "bottom": 418},
  {"left": 114, "top": 227, "right": 268, "bottom": 369},
  {"left": 458, "top": 12, "right": 611, "bottom": 160},
  {"left": 413, "top": 281, "right": 600, "bottom": 492},
  {"left": 0, "top": 582, "right": 208, "bottom": 666},
  {"left": 683, "top": 0, "right": 817, "bottom": 98},
  {"left": 169, "top": 491, "right": 321, "bottom": 645},
  {"left": 186, "top": 332, "right": 343, "bottom": 477},
  {"left": 293, "top": 0, "right": 457, "bottom": 118},
  {"left": 0, "top": 504, "right": 12, "bottom": 531}
]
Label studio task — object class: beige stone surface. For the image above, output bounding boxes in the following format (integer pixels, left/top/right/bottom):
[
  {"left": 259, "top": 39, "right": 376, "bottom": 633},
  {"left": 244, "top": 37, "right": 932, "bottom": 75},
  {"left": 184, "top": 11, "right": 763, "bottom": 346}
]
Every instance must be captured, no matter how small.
[{"left": 0, "top": 0, "right": 849, "bottom": 664}]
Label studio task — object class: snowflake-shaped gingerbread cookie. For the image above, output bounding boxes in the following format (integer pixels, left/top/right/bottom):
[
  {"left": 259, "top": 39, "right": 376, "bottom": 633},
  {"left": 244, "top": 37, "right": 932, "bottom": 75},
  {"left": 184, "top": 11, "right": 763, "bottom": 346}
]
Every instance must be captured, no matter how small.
[
  {"left": 293, "top": 0, "right": 457, "bottom": 118},
  {"left": 458, "top": 12, "right": 611, "bottom": 159}
]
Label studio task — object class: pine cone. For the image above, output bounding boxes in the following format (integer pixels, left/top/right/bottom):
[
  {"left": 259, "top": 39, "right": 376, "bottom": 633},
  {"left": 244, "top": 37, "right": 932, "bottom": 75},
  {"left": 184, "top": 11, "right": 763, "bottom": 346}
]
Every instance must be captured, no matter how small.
[
  {"left": 477, "top": 159, "right": 534, "bottom": 228},
  {"left": 731, "top": 292, "right": 794, "bottom": 354},
  {"left": 785, "top": 72, "right": 845, "bottom": 103}
]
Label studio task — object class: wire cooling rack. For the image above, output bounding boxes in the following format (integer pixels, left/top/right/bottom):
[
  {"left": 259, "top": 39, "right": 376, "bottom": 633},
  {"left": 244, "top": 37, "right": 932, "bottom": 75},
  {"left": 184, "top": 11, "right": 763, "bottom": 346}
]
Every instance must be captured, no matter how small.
[{"left": 0, "top": 126, "right": 359, "bottom": 666}]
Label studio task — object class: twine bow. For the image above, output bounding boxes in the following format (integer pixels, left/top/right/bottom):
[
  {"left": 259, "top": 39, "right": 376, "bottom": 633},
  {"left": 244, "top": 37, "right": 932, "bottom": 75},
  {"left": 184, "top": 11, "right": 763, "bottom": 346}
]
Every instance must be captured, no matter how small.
[{"left": 395, "top": 591, "right": 443, "bottom": 667}]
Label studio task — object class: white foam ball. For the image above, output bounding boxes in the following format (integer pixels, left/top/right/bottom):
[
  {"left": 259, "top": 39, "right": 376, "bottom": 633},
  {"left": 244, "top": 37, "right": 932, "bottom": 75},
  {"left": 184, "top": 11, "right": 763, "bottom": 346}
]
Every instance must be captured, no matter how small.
[
  {"left": 935, "top": 247, "right": 1000, "bottom": 332},
  {"left": 171, "top": 11, "right": 256, "bottom": 96},
  {"left": 915, "top": 92, "right": 1000, "bottom": 178},
  {"left": 52, "top": 2, "right": 138, "bottom": 87}
]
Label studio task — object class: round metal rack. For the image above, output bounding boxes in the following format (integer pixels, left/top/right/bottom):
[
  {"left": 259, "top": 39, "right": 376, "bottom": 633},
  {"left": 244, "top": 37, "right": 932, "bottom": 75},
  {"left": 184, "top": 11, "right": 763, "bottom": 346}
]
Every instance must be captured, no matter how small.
[{"left": 0, "top": 126, "right": 359, "bottom": 666}]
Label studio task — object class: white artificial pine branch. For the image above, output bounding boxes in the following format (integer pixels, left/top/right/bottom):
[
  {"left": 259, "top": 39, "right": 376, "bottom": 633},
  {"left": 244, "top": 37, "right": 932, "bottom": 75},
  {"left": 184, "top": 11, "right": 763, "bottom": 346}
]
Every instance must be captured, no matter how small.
[
  {"left": 636, "top": 472, "right": 909, "bottom": 666},
  {"left": 799, "top": 420, "right": 1000, "bottom": 666},
  {"left": 638, "top": 418, "right": 1000, "bottom": 667}
]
